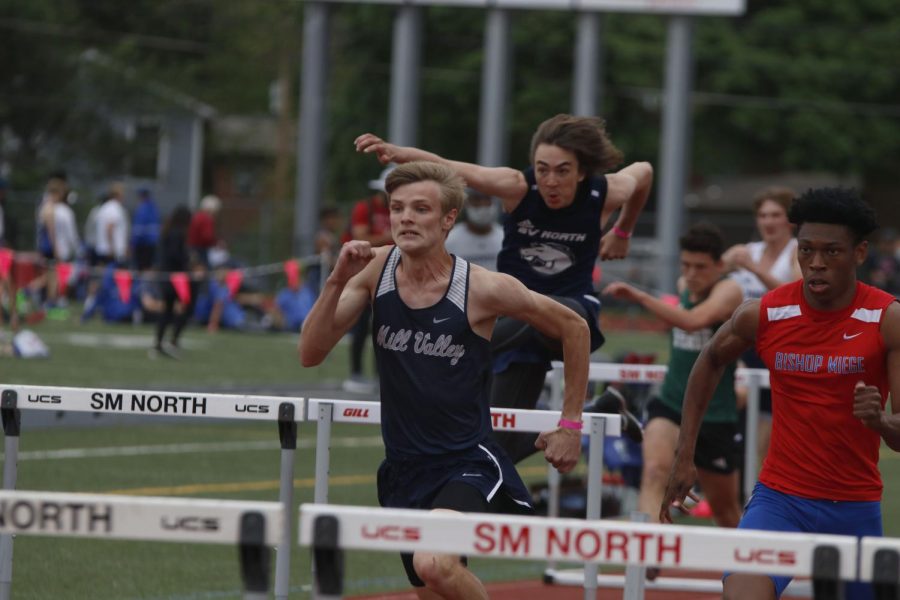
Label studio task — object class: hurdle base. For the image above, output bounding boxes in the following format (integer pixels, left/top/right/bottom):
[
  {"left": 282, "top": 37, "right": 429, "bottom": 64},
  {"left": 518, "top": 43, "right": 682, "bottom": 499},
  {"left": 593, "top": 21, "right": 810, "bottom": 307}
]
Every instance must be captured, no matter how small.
[{"left": 542, "top": 568, "right": 814, "bottom": 597}]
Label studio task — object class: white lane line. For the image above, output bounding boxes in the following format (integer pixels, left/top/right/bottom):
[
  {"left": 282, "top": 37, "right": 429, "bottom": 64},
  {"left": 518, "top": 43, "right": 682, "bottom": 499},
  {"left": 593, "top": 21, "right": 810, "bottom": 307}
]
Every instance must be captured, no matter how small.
[{"left": 6, "top": 435, "right": 384, "bottom": 461}]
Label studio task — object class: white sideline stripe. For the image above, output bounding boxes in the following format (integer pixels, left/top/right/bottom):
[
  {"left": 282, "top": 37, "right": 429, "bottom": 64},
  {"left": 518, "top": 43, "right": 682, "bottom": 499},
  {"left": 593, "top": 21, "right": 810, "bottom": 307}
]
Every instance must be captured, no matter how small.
[
  {"left": 6, "top": 435, "right": 385, "bottom": 461},
  {"left": 298, "top": 503, "right": 858, "bottom": 579},
  {"left": 0, "top": 490, "right": 282, "bottom": 544}
]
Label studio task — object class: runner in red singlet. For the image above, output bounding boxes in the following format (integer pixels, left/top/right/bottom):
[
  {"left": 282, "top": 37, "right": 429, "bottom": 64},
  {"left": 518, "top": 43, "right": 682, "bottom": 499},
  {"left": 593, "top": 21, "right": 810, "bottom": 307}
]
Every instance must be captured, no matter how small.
[{"left": 661, "top": 187, "right": 900, "bottom": 600}]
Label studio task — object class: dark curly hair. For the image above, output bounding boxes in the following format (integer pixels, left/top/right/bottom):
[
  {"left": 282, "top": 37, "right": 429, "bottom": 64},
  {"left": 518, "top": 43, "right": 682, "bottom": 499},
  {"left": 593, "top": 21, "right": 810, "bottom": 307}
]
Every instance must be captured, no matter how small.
[
  {"left": 679, "top": 222, "right": 725, "bottom": 261},
  {"left": 788, "top": 187, "right": 877, "bottom": 244}
]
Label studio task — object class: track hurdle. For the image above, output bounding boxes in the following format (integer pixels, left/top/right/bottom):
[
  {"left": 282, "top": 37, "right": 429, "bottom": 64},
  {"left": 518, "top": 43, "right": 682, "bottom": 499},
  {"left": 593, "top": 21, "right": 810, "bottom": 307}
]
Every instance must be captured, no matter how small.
[
  {"left": 0, "top": 384, "right": 303, "bottom": 600},
  {"left": 860, "top": 537, "right": 900, "bottom": 600},
  {"left": 298, "top": 502, "right": 858, "bottom": 600},
  {"left": 305, "top": 397, "right": 621, "bottom": 597},
  {"left": 0, "top": 489, "right": 281, "bottom": 599},
  {"left": 545, "top": 361, "right": 773, "bottom": 596},
  {"left": 550, "top": 361, "right": 771, "bottom": 498}
]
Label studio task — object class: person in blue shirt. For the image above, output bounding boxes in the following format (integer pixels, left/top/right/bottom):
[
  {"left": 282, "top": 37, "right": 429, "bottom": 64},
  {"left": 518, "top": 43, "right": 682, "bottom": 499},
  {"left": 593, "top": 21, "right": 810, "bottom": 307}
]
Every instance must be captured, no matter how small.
[
  {"left": 299, "top": 161, "right": 589, "bottom": 600},
  {"left": 356, "top": 114, "right": 653, "bottom": 463},
  {"left": 131, "top": 187, "right": 160, "bottom": 272}
]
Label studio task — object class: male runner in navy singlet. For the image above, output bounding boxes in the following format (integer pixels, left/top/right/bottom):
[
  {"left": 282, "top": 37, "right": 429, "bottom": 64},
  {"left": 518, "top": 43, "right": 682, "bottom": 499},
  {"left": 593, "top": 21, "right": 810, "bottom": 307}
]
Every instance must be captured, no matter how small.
[{"left": 299, "top": 162, "right": 590, "bottom": 600}]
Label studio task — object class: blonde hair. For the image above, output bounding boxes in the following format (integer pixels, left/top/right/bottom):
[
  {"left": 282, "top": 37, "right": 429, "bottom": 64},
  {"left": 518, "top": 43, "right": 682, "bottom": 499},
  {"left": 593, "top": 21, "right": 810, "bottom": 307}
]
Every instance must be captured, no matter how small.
[
  {"left": 384, "top": 161, "right": 465, "bottom": 215},
  {"left": 200, "top": 195, "right": 221, "bottom": 213}
]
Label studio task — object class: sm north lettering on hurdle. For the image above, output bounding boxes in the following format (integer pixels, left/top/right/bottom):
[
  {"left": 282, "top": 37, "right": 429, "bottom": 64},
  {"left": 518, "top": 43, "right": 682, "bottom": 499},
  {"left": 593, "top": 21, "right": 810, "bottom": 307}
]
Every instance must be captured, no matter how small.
[
  {"left": 299, "top": 503, "right": 880, "bottom": 600},
  {"left": 0, "top": 490, "right": 279, "bottom": 600},
  {"left": 0, "top": 384, "right": 304, "bottom": 600}
]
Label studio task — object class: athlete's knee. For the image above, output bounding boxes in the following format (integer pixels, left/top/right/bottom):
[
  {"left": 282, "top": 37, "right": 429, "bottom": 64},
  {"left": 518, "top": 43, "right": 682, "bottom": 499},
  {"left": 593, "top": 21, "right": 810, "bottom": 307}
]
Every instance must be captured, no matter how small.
[
  {"left": 640, "top": 457, "right": 673, "bottom": 486},
  {"left": 412, "top": 552, "right": 460, "bottom": 589},
  {"left": 723, "top": 574, "right": 776, "bottom": 600}
]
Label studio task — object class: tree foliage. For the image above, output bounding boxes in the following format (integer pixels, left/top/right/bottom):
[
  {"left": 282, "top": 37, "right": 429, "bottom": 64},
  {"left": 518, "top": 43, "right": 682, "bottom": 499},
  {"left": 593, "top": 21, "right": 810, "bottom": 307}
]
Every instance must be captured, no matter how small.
[{"left": 2, "top": 0, "right": 898, "bottom": 205}]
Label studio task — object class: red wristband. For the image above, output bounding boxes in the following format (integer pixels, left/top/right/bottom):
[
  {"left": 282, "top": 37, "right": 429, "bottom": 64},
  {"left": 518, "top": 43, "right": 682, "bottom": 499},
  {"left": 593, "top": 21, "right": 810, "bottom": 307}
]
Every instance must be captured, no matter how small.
[
  {"left": 558, "top": 418, "right": 584, "bottom": 431},
  {"left": 612, "top": 226, "right": 632, "bottom": 240}
]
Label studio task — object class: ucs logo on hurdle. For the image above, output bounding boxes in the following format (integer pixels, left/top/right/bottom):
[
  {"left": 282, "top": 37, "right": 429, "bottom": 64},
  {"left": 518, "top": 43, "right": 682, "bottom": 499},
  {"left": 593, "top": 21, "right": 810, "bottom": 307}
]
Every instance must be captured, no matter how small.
[{"left": 27, "top": 394, "right": 62, "bottom": 404}]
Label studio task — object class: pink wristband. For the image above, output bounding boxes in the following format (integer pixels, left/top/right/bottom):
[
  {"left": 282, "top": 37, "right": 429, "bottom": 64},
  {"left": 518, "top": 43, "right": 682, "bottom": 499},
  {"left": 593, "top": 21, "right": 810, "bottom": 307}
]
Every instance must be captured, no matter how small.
[
  {"left": 558, "top": 418, "right": 583, "bottom": 431},
  {"left": 612, "top": 226, "right": 632, "bottom": 240}
]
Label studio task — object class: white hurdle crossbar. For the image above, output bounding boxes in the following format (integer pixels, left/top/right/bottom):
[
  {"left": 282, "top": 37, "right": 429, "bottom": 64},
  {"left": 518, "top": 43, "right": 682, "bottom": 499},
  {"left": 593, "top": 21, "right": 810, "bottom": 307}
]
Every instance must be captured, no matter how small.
[
  {"left": 298, "top": 503, "right": 858, "bottom": 600},
  {"left": 0, "top": 384, "right": 304, "bottom": 600},
  {"left": 0, "top": 490, "right": 282, "bottom": 599},
  {"left": 305, "top": 398, "right": 621, "bottom": 598}
]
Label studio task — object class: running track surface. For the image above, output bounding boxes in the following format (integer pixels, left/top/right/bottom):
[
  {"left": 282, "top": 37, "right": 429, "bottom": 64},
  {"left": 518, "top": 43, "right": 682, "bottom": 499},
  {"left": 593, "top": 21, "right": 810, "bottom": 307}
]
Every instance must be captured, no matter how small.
[{"left": 349, "top": 569, "right": 813, "bottom": 599}]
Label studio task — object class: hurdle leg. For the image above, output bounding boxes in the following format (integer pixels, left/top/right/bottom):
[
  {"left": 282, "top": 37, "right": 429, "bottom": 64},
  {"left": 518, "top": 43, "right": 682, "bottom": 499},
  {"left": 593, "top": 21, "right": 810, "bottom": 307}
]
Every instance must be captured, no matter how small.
[
  {"left": 623, "top": 512, "right": 649, "bottom": 600},
  {"left": 314, "top": 402, "right": 334, "bottom": 504},
  {"left": 811, "top": 545, "right": 843, "bottom": 600},
  {"left": 274, "top": 402, "right": 298, "bottom": 600},
  {"left": 239, "top": 511, "right": 271, "bottom": 600},
  {"left": 872, "top": 548, "right": 899, "bottom": 600},
  {"left": 583, "top": 415, "right": 606, "bottom": 600},
  {"left": 742, "top": 372, "right": 761, "bottom": 500},
  {"left": 312, "top": 514, "right": 344, "bottom": 600},
  {"left": 0, "top": 390, "right": 21, "bottom": 600},
  {"left": 545, "top": 366, "right": 564, "bottom": 579}
]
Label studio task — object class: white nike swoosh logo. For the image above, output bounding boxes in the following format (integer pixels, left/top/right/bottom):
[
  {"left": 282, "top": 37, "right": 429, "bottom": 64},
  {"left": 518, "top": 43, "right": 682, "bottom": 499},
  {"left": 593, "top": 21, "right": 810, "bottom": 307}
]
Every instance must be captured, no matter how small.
[
  {"left": 433, "top": 317, "right": 450, "bottom": 324},
  {"left": 843, "top": 332, "right": 863, "bottom": 340}
]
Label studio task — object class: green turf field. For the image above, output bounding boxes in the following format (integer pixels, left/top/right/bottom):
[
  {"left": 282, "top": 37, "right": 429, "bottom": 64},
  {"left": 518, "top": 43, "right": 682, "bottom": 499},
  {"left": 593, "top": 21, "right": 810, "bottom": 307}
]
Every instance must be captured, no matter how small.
[{"left": 1, "top": 316, "right": 899, "bottom": 598}]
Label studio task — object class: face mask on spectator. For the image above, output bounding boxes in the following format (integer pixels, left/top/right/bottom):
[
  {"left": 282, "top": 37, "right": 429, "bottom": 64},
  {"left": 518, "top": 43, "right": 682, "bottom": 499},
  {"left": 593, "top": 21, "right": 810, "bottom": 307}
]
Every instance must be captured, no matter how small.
[{"left": 466, "top": 205, "right": 497, "bottom": 227}]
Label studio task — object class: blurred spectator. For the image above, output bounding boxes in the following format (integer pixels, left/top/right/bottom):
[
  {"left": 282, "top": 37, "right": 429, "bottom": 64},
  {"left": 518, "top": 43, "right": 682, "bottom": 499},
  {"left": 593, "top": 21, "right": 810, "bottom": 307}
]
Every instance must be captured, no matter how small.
[
  {"left": 193, "top": 274, "right": 245, "bottom": 332},
  {"left": 723, "top": 186, "right": 800, "bottom": 470},
  {"left": 82, "top": 192, "right": 105, "bottom": 265},
  {"left": 94, "top": 182, "right": 129, "bottom": 266},
  {"left": 0, "top": 178, "right": 19, "bottom": 331},
  {"left": 308, "top": 206, "right": 343, "bottom": 294},
  {"left": 152, "top": 206, "right": 198, "bottom": 359},
  {"left": 859, "top": 227, "right": 900, "bottom": 297},
  {"left": 0, "top": 178, "right": 18, "bottom": 250},
  {"left": 131, "top": 186, "right": 160, "bottom": 272},
  {"left": 33, "top": 174, "right": 79, "bottom": 308},
  {"left": 342, "top": 167, "right": 392, "bottom": 394},
  {"left": 445, "top": 189, "right": 503, "bottom": 271},
  {"left": 724, "top": 186, "right": 800, "bottom": 299},
  {"left": 272, "top": 282, "right": 317, "bottom": 332},
  {"left": 82, "top": 182, "right": 129, "bottom": 320},
  {"left": 188, "top": 194, "right": 221, "bottom": 268}
]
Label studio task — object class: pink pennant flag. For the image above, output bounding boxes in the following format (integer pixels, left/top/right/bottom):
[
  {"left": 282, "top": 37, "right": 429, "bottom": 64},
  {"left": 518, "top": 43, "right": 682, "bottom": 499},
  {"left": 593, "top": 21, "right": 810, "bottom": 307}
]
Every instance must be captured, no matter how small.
[
  {"left": 225, "top": 269, "right": 244, "bottom": 298},
  {"left": 55, "top": 262, "right": 73, "bottom": 296},
  {"left": 0, "top": 249, "right": 12, "bottom": 279},
  {"left": 284, "top": 259, "right": 301, "bottom": 290},
  {"left": 113, "top": 270, "right": 132, "bottom": 304},
  {"left": 170, "top": 273, "right": 191, "bottom": 305}
]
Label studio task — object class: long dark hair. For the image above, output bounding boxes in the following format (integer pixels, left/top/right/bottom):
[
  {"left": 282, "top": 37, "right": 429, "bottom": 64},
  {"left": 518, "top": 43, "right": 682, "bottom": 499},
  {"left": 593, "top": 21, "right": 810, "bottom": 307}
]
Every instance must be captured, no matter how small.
[{"left": 162, "top": 205, "right": 192, "bottom": 238}]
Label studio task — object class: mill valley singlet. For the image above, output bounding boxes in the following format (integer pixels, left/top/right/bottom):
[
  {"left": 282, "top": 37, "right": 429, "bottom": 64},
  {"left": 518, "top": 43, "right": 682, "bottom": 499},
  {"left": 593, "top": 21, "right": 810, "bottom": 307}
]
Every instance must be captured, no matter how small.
[
  {"left": 757, "top": 280, "right": 896, "bottom": 501},
  {"left": 373, "top": 247, "right": 493, "bottom": 460},
  {"left": 659, "top": 287, "right": 737, "bottom": 423},
  {"left": 497, "top": 167, "right": 605, "bottom": 305}
]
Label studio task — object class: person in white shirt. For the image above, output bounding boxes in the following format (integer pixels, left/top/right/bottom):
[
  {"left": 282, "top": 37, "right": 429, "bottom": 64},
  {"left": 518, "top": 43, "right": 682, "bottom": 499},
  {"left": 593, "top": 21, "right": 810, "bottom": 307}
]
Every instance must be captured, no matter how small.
[
  {"left": 93, "top": 182, "right": 129, "bottom": 265},
  {"left": 82, "top": 182, "right": 129, "bottom": 321},
  {"left": 723, "top": 186, "right": 801, "bottom": 470},
  {"left": 445, "top": 189, "right": 504, "bottom": 272}
]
